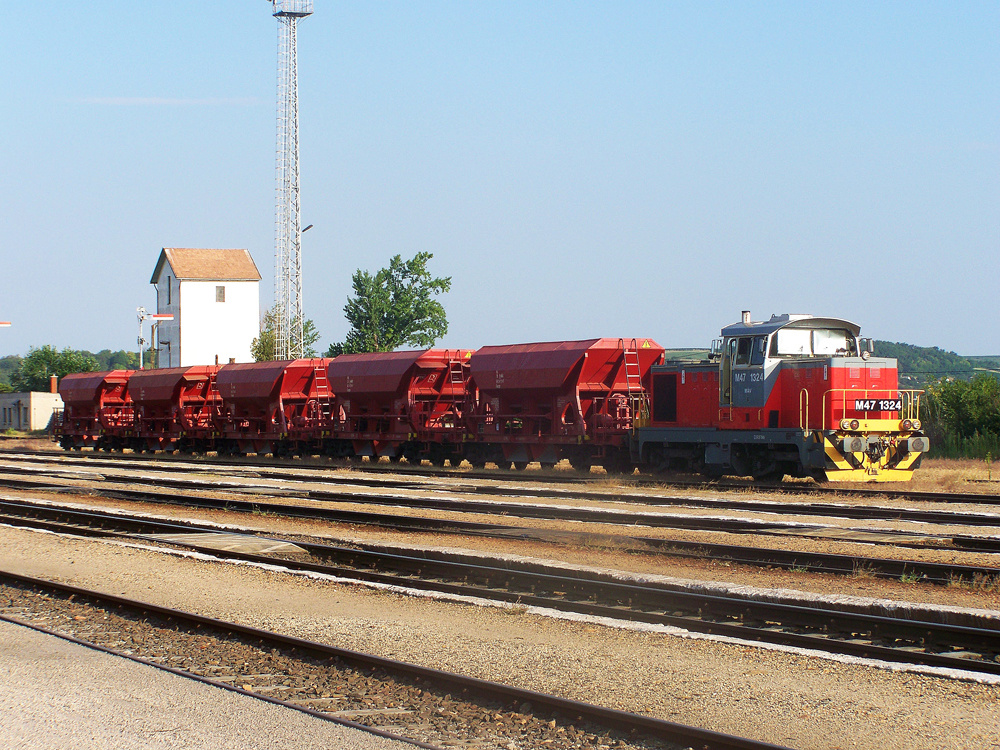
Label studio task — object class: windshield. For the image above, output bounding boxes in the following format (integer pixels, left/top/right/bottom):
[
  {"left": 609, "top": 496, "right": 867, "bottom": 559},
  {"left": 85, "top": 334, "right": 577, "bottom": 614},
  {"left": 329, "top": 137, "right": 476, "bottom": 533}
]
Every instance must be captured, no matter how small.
[{"left": 770, "top": 328, "right": 857, "bottom": 357}]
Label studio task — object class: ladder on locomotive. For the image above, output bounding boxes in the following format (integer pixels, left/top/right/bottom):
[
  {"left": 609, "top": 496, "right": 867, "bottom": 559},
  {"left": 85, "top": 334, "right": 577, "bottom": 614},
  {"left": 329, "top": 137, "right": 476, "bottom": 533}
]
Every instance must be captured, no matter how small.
[{"left": 621, "top": 339, "right": 649, "bottom": 424}]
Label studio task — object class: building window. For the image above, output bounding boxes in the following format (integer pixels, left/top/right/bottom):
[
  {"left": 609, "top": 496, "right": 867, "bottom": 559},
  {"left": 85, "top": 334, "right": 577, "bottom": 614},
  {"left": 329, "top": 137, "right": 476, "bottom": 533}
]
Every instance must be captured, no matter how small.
[
  {"left": 216, "top": 285, "right": 226, "bottom": 303},
  {"left": 167, "top": 276, "right": 171, "bottom": 306}
]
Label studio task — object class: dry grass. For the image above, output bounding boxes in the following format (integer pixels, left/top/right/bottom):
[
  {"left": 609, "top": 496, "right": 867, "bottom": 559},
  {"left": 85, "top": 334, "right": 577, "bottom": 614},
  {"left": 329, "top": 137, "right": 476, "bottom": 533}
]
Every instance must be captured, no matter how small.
[
  {"left": 947, "top": 572, "right": 1000, "bottom": 594},
  {"left": 823, "top": 457, "right": 998, "bottom": 494},
  {"left": 904, "top": 457, "right": 998, "bottom": 492}
]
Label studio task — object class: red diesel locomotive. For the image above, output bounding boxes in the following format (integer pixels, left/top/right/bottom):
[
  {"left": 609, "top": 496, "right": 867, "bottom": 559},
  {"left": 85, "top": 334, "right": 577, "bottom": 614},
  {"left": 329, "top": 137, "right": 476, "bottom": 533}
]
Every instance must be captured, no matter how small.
[
  {"left": 57, "top": 312, "right": 929, "bottom": 481},
  {"left": 633, "top": 312, "right": 928, "bottom": 481}
]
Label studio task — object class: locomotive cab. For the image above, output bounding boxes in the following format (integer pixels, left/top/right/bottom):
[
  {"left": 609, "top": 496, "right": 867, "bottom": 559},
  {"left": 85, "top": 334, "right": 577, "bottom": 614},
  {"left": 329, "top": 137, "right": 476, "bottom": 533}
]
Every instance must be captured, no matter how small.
[{"left": 716, "top": 312, "right": 929, "bottom": 480}]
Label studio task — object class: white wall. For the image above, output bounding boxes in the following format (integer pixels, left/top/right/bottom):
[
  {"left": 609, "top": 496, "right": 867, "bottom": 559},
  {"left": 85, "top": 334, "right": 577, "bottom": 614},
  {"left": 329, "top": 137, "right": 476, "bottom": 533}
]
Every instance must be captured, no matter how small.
[
  {"left": 0, "top": 392, "right": 64, "bottom": 431},
  {"left": 153, "top": 267, "right": 259, "bottom": 367},
  {"left": 177, "top": 280, "right": 259, "bottom": 366}
]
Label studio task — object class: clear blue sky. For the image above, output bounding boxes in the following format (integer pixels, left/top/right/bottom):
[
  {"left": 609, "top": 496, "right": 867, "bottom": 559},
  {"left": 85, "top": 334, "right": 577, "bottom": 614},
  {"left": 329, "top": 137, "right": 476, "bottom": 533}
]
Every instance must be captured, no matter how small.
[{"left": 2, "top": 1, "right": 997, "bottom": 357}]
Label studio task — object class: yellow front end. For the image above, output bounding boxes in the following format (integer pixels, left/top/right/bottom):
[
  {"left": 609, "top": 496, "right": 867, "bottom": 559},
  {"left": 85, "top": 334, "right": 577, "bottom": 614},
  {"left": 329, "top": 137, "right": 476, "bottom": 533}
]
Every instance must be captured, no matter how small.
[{"left": 821, "top": 418, "right": 929, "bottom": 482}]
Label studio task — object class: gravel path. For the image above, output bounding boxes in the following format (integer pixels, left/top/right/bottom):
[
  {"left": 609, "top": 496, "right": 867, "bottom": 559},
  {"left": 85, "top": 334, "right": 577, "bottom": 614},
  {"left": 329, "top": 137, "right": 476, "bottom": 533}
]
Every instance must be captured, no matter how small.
[
  {"left": 0, "top": 619, "right": 412, "bottom": 750},
  {"left": 1, "top": 525, "right": 999, "bottom": 749}
]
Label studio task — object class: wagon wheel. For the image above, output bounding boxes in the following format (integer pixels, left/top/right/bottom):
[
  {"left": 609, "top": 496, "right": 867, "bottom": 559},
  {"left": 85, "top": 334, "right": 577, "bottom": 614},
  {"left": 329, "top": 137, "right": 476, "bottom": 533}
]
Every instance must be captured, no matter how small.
[{"left": 602, "top": 454, "right": 635, "bottom": 475}]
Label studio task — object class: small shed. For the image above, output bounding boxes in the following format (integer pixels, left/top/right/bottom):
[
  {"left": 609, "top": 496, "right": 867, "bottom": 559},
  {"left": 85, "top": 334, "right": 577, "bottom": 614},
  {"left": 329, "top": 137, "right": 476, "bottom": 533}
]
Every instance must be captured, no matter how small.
[
  {"left": 150, "top": 248, "right": 261, "bottom": 367},
  {"left": 0, "top": 391, "right": 64, "bottom": 432}
]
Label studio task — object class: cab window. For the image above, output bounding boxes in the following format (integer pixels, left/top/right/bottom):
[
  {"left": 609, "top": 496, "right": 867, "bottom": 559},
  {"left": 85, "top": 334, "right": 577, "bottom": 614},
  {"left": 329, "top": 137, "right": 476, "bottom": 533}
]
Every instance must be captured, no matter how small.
[
  {"left": 750, "top": 336, "right": 766, "bottom": 366},
  {"left": 735, "top": 337, "right": 752, "bottom": 366}
]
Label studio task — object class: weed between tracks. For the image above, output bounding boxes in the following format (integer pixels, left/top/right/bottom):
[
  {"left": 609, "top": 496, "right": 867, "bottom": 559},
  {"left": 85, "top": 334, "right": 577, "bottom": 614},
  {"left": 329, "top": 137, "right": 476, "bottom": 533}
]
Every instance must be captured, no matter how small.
[
  {"left": 850, "top": 563, "right": 879, "bottom": 580},
  {"left": 948, "top": 572, "right": 1000, "bottom": 594}
]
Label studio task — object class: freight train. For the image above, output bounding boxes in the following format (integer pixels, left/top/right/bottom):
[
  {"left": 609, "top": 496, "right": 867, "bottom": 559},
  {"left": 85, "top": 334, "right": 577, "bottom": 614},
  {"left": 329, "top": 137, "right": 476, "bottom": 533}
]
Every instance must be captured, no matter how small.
[{"left": 57, "top": 312, "right": 929, "bottom": 482}]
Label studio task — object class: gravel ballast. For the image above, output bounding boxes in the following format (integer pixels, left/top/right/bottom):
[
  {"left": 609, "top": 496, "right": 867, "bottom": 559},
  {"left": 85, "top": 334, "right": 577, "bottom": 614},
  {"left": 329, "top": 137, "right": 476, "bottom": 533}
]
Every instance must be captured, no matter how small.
[{"left": 2, "top": 525, "right": 999, "bottom": 749}]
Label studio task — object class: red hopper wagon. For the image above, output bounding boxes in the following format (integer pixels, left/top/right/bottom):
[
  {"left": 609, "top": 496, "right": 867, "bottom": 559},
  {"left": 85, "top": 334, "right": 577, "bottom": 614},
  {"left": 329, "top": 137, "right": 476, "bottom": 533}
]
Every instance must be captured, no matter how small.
[
  {"left": 465, "top": 338, "right": 665, "bottom": 470},
  {"left": 127, "top": 366, "right": 220, "bottom": 453},
  {"left": 214, "top": 358, "right": 331, "bottom": 455},
  {"left": 57, "top": 370, "right": 135, "bottom": 450},
  {"left": 325, "top": 349, "right": 472, "bottom": 463}
]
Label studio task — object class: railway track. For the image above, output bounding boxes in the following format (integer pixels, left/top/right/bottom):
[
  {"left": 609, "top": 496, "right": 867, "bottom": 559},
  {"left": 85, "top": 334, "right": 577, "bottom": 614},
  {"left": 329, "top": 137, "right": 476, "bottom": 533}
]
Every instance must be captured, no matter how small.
[
  {"left": 3, "top": 465, "right": 1000, "bottom": 583},
  {"left": 3, "top": 499, "right": 999, "bottom": 679},
  {"left": 0, "top": 468, "right": 1000, "bottom": 585},
  {"left": 0, "top": 571, "right": 789, "bottom": 750},
  {"left": 6, "top": 453, "right": 1000, "bottom": 538},
  {"left": 5, "top": 446, "right": 999, "bottom": 507}
]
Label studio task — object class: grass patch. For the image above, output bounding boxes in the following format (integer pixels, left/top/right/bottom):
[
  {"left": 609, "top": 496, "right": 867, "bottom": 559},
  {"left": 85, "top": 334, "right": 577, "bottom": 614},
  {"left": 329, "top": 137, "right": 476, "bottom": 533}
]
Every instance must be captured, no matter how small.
[
  {"left": 948, "top": 572, "right": 1000, "bottom": 593},
  {"left": 850, "top": 563, "right": 879, "bottom": 580}
]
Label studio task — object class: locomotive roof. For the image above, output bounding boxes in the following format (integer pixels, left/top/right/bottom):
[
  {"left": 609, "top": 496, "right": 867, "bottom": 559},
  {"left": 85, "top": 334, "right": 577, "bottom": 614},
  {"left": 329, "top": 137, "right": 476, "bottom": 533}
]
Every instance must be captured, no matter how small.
[{"left": 722, "top": 314, "right": 861, "bottom": 338}]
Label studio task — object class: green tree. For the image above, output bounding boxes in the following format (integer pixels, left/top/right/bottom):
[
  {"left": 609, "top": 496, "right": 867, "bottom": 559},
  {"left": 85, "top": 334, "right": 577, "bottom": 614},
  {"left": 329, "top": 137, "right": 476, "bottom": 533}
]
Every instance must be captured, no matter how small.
[
  {"left": 923, "top": 374, "right": 1000, "bottom": 458},
  {"left": 326, "top": 252, "right": 451, "bottom": 355},
  {"left": 92, "top": 349, "right": 140, "bottom": 370},
  {"left": 0, "top": 355, "right": 22, "bottom": 388},
  {"left": 251, "top": 308, "right": 321, "bottom": 361},
  {"left": 10, "top": 346, "right": 98, "bottom": 391}
]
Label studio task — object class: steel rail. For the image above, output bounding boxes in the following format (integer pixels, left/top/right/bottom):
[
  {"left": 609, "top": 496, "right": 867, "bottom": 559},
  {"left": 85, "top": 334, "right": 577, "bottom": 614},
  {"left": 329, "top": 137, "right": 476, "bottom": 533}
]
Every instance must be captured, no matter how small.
[
  {"left": 10, "top": 444, "right": 998, "bottom": 505},
  {"left": 0, "top": 570, "right": 793, "bottom": 750},
  {"left": 5, "top": 461, "right": 1000, "bottom": 541},
  {"left": 3, "top": 493, "right": 999, "bottom": 587},
  {"left": 4, "top": 469, "right": 1000, "bottom": 584},
  {"left": 5, "top": 450, "right": 1000, "bottom": 525},
  {"left": 3, "top": 500, "right": 999, "bottom": 677}
]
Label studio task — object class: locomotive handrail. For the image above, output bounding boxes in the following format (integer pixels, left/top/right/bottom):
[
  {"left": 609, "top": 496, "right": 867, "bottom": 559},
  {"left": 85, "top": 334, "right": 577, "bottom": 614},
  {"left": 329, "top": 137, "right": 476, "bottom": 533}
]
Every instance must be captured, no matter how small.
[
  {"left": 821, "top": 388, "right": 924, "bottom": 430},
  {"left": 799, "top": 389, "right": 809, "bottom": 432}
]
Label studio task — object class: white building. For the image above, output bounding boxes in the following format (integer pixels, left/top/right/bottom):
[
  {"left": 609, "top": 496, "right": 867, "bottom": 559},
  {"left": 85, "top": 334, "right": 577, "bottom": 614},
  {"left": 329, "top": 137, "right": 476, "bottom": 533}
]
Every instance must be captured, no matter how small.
[
  {"left": 150, "top": 248, "right": 261, "bottom": 367},
  {"left": 0, "top": 392, "right": 64, "bottom": 432}
]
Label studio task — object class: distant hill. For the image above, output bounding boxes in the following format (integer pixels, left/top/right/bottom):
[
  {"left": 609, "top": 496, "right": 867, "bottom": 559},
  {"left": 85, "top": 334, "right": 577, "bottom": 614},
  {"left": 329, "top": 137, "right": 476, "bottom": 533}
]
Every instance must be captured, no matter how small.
[
  {"left": 968, "top": 355, "right": 1000, "bottom": 374},
  {"left": 658, "top": 342, "right": 994, "bottom": 386},
  {"left": 0, "top": 349, "right": 139, "bottom": 392},
  {"left": 662, "top": 348, "right": 710, "bottom": 363},
  {"left": 874, "top": 341, "right": 979, "bottom": 384}
]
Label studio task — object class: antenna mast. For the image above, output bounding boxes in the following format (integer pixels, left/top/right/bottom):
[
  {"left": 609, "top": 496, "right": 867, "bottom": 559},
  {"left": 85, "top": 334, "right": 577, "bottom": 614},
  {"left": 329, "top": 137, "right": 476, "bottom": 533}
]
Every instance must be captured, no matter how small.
[{"left": 271, "top": 0, "right": 313, "bottom": 360}]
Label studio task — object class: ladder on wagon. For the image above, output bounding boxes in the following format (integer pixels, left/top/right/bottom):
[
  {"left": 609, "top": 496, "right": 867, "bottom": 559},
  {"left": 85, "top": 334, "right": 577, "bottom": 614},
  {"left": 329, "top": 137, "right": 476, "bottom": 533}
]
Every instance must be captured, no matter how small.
[
  {"left": 620, "top": 339, "right": 649, "bottom": 425},
  {"left": 312, "top": 361, "right": 332, "bottom": 422}
]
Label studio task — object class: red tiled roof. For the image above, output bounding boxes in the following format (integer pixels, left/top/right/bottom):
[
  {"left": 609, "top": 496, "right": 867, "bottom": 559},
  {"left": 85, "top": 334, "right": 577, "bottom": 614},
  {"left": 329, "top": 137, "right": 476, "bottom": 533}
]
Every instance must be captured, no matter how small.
[{"left": 150, "top": 248, "right": 261, "bottom": 283}]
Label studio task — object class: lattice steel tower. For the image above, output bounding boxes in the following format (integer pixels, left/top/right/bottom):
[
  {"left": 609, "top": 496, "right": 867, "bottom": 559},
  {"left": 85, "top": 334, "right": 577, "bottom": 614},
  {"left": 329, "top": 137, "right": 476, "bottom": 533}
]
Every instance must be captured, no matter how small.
[{"left": 271, "top": 0, "right": 313, "bottom": 359}]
